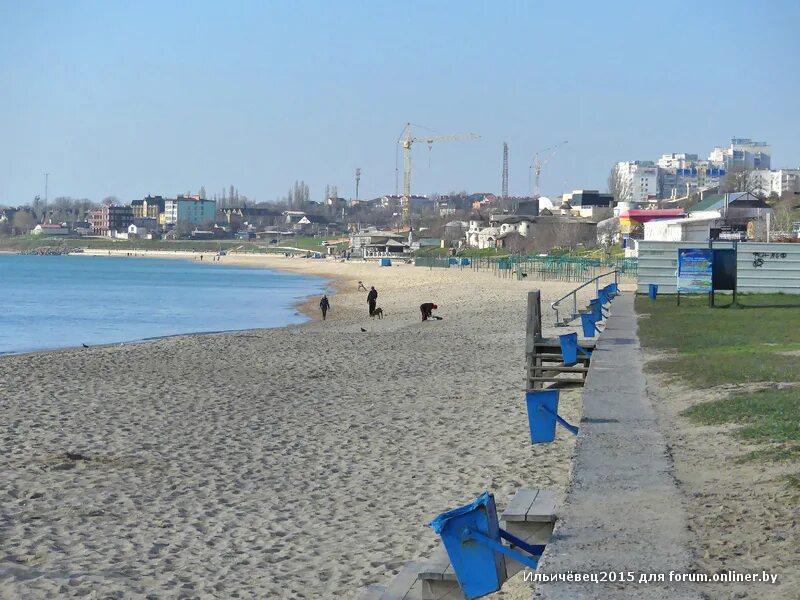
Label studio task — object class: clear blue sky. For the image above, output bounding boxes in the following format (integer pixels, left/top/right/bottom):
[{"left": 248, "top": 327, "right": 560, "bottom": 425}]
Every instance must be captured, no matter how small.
[{"left": 2, "top": 0, "right": 799, "bottom": 205}]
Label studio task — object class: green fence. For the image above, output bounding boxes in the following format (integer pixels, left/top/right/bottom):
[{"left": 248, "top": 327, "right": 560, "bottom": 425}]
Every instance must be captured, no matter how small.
[
  {"left": 414, "top": 256, "right": 451, "bottom": 268},
  {"left": 414, "top": 253, "right": 638, "bottom": 281}
]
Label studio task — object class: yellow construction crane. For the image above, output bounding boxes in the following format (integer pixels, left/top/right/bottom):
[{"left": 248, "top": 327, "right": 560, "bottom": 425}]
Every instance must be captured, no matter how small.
[
  {"left": 532, "top": 140, "right": 568, "bottom": 197},
  {"left": 398, "top": 123, "right": 480, "bottom": 227}
]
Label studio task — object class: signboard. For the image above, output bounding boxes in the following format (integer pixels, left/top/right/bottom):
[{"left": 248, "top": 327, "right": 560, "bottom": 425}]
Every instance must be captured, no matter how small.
[{"left": 677, "top": 248, "right": 713, "bottom": 293}]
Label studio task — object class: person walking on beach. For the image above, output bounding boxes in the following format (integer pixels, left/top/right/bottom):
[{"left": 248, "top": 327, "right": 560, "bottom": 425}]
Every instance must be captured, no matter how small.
[
  {"left": 319, "top": 295, "right": 330, "bottom": 320},
  {"left": 367, "top": 286, "right": 378, "bottom": 316},
  {"left": 420, "top": 302, "right": 441, "bottom": 321}
]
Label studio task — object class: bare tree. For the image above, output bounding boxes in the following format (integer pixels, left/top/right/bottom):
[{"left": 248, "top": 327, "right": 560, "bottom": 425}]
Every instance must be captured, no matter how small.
[
  {"left": 607, "top": 165, "right": 632, "bottom": 204},
  {"left": 721, "top": 167, "right": 765, "bottom": 197}
]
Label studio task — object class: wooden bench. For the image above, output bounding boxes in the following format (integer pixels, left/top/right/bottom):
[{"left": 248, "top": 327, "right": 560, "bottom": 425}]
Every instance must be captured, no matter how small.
[
  {"left": 501, "top": 488, "right": 557, "bottom": 578},
  {"left": 415, "top": 488, "right": 557, "bottom": 600}
]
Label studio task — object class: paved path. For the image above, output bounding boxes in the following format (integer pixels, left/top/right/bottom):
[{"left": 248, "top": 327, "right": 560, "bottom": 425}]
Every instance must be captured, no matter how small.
[{"left": 534, "top": 293, "right": 702, "bottom": 599}]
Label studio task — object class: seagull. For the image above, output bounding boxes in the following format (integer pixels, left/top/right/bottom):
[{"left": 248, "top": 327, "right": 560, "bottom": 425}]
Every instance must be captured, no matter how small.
[
  {"left": 360, "top": 328, "right": 367, "bottom": 332},
  {"left": 82, "top": 343, "right": 89, "bottom": 348}
]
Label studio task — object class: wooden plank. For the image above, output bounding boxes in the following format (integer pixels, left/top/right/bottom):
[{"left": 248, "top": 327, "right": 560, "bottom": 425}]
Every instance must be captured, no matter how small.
[
  {"left": 526, "top": 489, "right": 557, "bottom": 522},
  {"left": 359, "top": 584, "right": 387, "bottom": 600},
  {"left": 503, "top": 489, "right": 539, "bottom": 522},
  {"left": 382, "top": 561, "right": 423, "bottom": 600},
  {"left": 531, "top": 365, "right": 589, "bottom": 373},
  {"left": 417, "top": 546, "right": 450, "bottom": 581}
]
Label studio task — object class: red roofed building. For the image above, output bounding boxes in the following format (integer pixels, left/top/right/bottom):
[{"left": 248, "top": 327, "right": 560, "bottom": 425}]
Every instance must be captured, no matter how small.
[{"left": 619, "top": 209, "right": 685, "bottom": 239}]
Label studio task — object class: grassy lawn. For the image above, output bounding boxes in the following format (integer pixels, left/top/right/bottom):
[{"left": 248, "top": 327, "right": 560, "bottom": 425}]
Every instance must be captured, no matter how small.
[
  {"left": 637, "top": 293, "right": 800, "bottom": 478},
  {"left": 637, "top": 293, "right": 800, "bottom": 387},
  {"left": 685, "top": 388, "right": 800, "bottom": 465}
]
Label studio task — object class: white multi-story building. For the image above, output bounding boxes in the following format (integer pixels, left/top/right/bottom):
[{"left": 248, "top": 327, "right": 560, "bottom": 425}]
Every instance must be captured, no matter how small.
[
  {"left": 708, "top": 138, "right": 771, "bottom": 171},
  {"left": 615, "top": 161, "right": 659, "bottom": 203},
  {"left": 657, "top": 153, "right": 699, "bottom": 169},
  {"left": 751, "top": 169, "right": 800, "bottom": 196}
]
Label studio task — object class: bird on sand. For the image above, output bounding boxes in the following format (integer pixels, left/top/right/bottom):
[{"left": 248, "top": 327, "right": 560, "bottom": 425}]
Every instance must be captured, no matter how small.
[
  {"left": 82, "top": 343, "right": 89, "bottom": 348},
  {"left": 360, "top": 328, "right": 367, "bottom": 332}
]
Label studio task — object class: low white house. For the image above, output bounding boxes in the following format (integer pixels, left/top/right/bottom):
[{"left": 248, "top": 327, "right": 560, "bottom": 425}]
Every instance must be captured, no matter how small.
[
  {"left": 466, "top": 217, "right": 500, "bottom": 249},
  {"left": 32, "top": 223, "right": 70, "bottom": 236},
  {"left": 128, "top": 223, "right": 155, "bottom": 239},
  {"left": 643, "top": 212, "right": 723, "bottom": 242}
]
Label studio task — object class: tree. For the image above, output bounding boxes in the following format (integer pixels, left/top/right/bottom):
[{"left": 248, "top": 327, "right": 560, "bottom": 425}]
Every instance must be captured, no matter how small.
[
  {"left": 721, "top": 167, "right": 765, "bottom": 197},
  {"left": 607, "top": 165, "right": 631, "bottom": 204},
  {"left": 12, "top": 211, "right": 35, "bottom": 234},
  {"left": 199, "top": 186, "right": 207, "bottom": 199}
]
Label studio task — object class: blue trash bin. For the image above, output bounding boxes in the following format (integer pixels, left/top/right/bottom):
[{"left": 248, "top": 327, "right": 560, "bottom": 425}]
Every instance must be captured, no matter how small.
[
  {"left": 460, "top": 257, "right": 471, "bottom": 266},
  {"left": 429, "top": 492, "right": 506, "bottom": 599},
  {"left": 558, "top": 332, "right": 591, "bottom": 365},
  {"left": 581, "top": 312, "right": 599, "bottom": 337},
  {"left": 604, "top": 283, "right": 618, "bottom": 297},
  {"left": 648, "top": 283, "right": 658, "bottom": 299},
  {"left": 525, "top": 390, "right": 560, "bottom": 443},
  {"left": 379, "top": 258, "right": 392, "bottom": 267},
  {"left": 589, "top": 299, "right": 603, "bottom": 321}
]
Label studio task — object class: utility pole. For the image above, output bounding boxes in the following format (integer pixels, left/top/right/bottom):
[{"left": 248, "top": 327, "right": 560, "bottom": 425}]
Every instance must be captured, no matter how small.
[
  {"left": 44, "top": 172, "right": 49, "bottom": 222},
  {"left": 502, "top": 142, "right": 509, "bottom": 201}
]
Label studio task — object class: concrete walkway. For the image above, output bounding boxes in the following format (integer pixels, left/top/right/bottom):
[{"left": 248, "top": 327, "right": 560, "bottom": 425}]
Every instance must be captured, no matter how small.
[{"left": 534, "top": 293, "right": 702, "bottom": 599}]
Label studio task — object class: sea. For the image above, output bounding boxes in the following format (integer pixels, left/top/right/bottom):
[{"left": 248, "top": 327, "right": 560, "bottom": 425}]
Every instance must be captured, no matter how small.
[{"left": 0, "top": 254, "right": 328, "bottom": 354}]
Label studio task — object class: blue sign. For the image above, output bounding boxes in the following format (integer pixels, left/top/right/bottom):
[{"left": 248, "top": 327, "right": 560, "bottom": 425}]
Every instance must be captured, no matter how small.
[{"left": 677, "top": 248, "right": 713, "bottom": 293}]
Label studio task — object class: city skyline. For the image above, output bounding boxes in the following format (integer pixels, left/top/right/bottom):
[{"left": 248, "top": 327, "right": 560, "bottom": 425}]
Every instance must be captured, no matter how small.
[{"left": 1, "top": 0, "right": 799, "bottom": 205}]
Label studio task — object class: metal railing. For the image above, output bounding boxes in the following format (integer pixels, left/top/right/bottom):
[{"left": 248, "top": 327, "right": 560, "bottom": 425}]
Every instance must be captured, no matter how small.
[{"left": 551, "top": 270, "right": 619, "bottom": 326}]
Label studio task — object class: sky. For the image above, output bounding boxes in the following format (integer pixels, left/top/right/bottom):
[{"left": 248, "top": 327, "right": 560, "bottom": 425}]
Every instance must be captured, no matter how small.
[{"left": 1, "top": 0, "right": 799, "bottom": 205}]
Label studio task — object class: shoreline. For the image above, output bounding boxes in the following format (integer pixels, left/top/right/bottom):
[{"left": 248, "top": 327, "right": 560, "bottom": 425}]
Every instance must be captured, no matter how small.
[{"left": 0, "top": 250, "right": 337, "bottom": 357}]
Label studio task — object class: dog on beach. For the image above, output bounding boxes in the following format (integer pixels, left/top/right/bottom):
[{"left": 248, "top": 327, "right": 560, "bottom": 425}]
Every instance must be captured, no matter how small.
[{"left": 371, "top": 307, "right": 384, "bottom": 319}]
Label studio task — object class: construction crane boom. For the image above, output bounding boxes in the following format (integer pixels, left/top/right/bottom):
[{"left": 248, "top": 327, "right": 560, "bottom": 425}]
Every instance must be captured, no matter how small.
[
  {"left": 399, "top": 123, "right": 480, "bottom": 227},
  {"left": 533, "top": 140, "right": 568, "bottom": 197}
]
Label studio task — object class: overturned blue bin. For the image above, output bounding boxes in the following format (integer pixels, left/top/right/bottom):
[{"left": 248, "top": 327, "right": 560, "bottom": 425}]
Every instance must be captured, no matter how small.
[
  {"left": 429, "top": 492, "right": 506, "bottom": 598},
  {"left": 379, "top": 258, "right": 392, "bottom": 267},
  {"left": 580, "top": 311, "right": 600, "bottom": 337},
  {"left": 460, "top": 257, "right": 471, "bottom": 266},
  {"left": 525, "top": 389, "right": 579, "bottom": 444},
  {"left": 558, "top": 332, "right": 592, "bottom": 365},
  {"left": 648, "top": 283, "right": 658, "bottom": 299},
  {"left": 430, "top": 492, "right": 544, "bottom": 599},
  {"left": 588, "top": 299, "right": 604, "bottom": 321}
]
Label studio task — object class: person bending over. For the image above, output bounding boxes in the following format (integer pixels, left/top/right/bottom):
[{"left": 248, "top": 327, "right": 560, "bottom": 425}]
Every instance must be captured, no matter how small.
[{"left": 420, "top": 302, "right": 441, "bottom": 321}]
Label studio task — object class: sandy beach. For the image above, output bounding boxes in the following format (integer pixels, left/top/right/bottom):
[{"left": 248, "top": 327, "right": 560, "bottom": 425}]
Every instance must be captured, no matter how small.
[{"left": 1, "top": 253, "right": 601, "bottom": 599}]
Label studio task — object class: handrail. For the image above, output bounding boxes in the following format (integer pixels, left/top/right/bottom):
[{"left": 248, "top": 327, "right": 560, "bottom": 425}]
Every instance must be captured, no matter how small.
[{"left": 551, "top": 270, "right": 619, "bottom": 326}]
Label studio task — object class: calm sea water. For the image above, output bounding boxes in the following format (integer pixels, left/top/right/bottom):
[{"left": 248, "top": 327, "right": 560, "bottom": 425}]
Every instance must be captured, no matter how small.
[{"left": 0, "top": 255, "right": 328, "bottom": 354}]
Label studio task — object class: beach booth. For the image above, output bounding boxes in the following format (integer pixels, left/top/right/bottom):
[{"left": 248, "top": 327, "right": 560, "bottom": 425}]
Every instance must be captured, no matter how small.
[
  {"left": 379, "top": 258, "right": 392, "bottom": 267},
  {"left": 525, "top": 389, "right": 579, "bottom": 444},
  {"left": 558, "top": 332, "right": 592, "bottom": 365},
  {"left": 429, "top": 491, "right": 544, "bottom": 599},
  {"left": 580, "top": 311, "right": 602, "bottom": 337}
]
